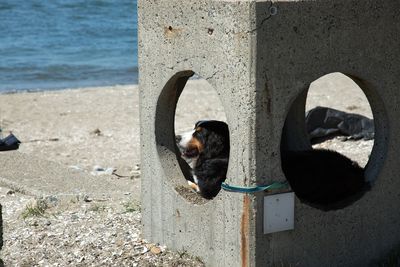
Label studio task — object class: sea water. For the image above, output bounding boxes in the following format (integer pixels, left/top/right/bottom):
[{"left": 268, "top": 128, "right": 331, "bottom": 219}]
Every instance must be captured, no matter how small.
[{"left": 0, "top": 0, "right": 137, "bottom": 92}]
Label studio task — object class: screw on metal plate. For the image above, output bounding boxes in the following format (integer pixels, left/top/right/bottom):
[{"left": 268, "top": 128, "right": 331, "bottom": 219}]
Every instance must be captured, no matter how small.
[{"left": 269, "top": 6, "right": 278, "bottom": 16}]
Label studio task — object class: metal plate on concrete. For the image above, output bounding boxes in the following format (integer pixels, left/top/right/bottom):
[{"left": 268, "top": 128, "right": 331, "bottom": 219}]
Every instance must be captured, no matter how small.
[{"left": 264, "top": 192, "right": 294, "bottom": 234}]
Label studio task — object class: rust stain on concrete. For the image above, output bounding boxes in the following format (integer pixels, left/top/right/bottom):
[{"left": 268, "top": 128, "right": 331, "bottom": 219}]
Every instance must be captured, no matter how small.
[
  {"left": 164, "top": 26, "right": 183, "bottom": 38},
  {"left": 241, "top": 194, "right": 250, "bottom": 267}
]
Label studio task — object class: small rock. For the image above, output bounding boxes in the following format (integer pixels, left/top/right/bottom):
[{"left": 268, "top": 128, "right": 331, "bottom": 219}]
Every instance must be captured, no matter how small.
[
  {"left": 131, "top": 170, "right": 141, "bottom": 179},
  {"left": 91, "top": 166, "right": 115, "bottom": 176},
  {"left": 150, "top": 245, "right": 162, "bottom": 255},
  {"left": 6, "top": 190, "right": 15, "bottom": 195},
  {"left": 45, "top": 195, "right": 59, "bottom": 207},
  {"left": 93, "top": 165, "right": 105, "bottom": 172},
  {"left": 104, "top": 167, "right": 115, "bottom": 175},
  {"left": 133, "top": 245, "right": 148, "bottom": 255},
  {"left": 69, "top": 165, "right": 81, "bottom": 171},
  {"left": 116, "top": 239, "right": 124, "bottom": 247},
  {"left": 71, "top": 214, "right": 79, "bottom": 220},
  {"left": 83, "top": 195, "right": 93, "bottom": 202},
  {"left": 91, "top": 128, "right": 102, "bottom": 136}
]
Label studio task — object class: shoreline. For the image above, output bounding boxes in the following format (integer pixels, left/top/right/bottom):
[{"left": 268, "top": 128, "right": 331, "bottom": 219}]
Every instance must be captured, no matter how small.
[{"left": 0, "top": 83, "right": 139, "bottom": 95}]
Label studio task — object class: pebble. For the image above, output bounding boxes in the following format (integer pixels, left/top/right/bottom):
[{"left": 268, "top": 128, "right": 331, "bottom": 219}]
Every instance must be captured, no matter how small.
[
  {"left": 83, "top": 195, "right": 93, "bottom": 202},
  {"left": 90, "top": 166, "right": 116, "bottom": 176},
  {"left": 69, "top": 165, "right": 82, "bottom": 171},
  {"left": 150, "top": 246, "right": 162, "bottom": 255},
  {"left": 91, "top": 128, "right": 102, "bottom": 136},
  {"left": 131, "top": 170, "right": 141, "bottom": 178}
]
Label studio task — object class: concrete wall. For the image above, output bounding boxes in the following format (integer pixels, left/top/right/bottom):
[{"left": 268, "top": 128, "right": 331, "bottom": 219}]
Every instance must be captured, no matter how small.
[
  {"left": 138, "top": 0, "right": 400, "bottom": 266},
  {"left": 139, "top": 2, "right": 257, "bottom": 266}
]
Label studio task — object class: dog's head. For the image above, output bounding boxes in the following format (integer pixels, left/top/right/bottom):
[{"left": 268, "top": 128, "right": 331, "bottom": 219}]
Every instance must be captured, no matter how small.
[
  {"left": 176, "top": 120, "right": 230, "bottom": 199},
  {"left": 176, "top": 120, "right": 229, "bottom": 166}
]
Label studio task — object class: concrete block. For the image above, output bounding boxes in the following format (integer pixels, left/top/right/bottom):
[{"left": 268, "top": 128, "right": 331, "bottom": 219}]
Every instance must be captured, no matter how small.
[{"left": 138, "top": 0, "right": 399, "bottom": 266}]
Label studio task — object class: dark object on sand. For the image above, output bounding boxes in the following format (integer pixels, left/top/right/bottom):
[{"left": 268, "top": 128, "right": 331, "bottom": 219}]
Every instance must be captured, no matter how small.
[
  {"left": 306, "top": 106, "right": 374, "bottom": 144},
  {"left": 0, "top": 133, "right": 21, "bottom": 151}
]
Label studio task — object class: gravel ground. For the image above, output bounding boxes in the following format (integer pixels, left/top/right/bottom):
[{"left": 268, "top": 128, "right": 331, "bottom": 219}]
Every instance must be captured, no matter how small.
[
  {"left": 0, "top": 74, "right": 377, "bottom": 266},
  {"left": 1, "top": 189, "right": 203, "bottom": 267}
]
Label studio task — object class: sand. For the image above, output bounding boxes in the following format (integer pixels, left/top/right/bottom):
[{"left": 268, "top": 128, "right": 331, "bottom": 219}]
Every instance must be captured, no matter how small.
[{"left": 0, "top": 85, "right": 140, "bottom": 175}]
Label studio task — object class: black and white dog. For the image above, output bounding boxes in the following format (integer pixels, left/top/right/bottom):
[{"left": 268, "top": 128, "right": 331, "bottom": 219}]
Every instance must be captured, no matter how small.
[
  {"left": 176, "top": 120, "right": 229, "bottom": 199},
  {"left": 176, "top": 120, "right": 370, "bottom": 210}
]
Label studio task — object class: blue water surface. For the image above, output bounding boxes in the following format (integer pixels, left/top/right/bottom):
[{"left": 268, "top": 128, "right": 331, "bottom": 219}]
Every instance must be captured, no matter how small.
[{"left": 0, "top": 0, "right": 137, "bottom": 92}]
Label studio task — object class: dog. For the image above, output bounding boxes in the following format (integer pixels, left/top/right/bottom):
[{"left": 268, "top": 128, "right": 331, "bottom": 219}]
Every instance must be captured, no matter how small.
[
  {"left": 176, "top": 120, "right": 370, "bottom": 210},
  {"left": 176, "top": 120, "right": 229, "bottom": 199}
]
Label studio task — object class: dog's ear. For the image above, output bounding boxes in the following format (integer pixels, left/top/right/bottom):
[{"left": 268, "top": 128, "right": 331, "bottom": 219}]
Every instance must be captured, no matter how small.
[
  {"left": 195, "top": 120, "right": 228, "bottom": 132},
  {"left": 196, "top": 121, "right": 230, "bottom": 154},
  {"left": 202, "top": 131, "right": 229, "bottom": 157},
  {"left": 195, "top": 120, "right": 209, "bottom": 128}
]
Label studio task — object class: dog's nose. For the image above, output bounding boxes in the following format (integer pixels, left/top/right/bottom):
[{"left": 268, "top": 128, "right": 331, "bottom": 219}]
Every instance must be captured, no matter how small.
[{"left": 175, "top": 135, "right": 182, "bottom": 143}]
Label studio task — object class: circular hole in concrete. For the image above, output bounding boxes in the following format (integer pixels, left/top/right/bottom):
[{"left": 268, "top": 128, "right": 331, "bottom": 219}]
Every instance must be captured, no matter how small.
[
  {"left": 175, "top": 74, "right": 227, "bottom": 134},
  {"left": 175, "top": 75, "right": 228, "bottom": 203},
  {"left": 281, "top": 72, "right": 387, "bottom": 211},
  {"left": 155, "top": 71, "right": 228, "bottom": 204},
  {"left": 306, "top": 72, "right": 374, "bottom": 168}
]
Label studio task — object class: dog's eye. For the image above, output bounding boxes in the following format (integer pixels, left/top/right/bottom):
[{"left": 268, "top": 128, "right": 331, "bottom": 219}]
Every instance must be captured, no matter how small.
[{"left": 192, "top": 131, "right": 201, "bottom": 141}]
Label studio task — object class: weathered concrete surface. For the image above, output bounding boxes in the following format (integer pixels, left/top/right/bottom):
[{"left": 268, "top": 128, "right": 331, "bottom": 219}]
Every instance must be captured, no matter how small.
[
  {"left": 139, "top": 0, "right": 399, "bottom": 266},
  {"left": 139, "top": 1, "right": 257, "bottom": 266}
]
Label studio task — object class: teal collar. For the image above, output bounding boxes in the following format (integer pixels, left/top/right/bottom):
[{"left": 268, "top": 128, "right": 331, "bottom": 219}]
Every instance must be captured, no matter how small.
[{"left": 221, "top": 181, "right": 289, "bottom": 194}]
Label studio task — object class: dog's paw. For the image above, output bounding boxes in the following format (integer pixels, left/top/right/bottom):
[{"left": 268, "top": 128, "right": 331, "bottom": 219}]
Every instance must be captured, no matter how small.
[{"left": 187, "top": 181, "right": 200, "bottom": 193}]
